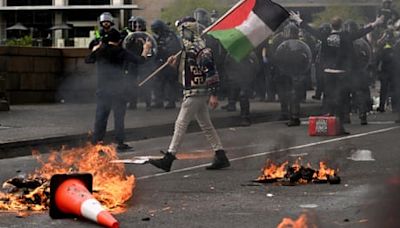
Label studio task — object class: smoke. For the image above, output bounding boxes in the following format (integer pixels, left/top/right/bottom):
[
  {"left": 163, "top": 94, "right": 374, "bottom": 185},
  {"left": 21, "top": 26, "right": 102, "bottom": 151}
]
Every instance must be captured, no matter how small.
[
  {"left": 364, "top": 176, "right": 400, "bottom": 228},
  {"left": 56, "top": 71, "right": 97, "bottom": 103}
]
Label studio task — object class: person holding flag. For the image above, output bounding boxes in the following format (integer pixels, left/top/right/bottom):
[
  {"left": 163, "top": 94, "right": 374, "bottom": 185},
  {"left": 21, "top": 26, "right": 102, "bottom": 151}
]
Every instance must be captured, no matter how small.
[
  {"left": 148, "top": 16, "right": 230, "bottom": 172},
  {"left": 148, "top": 0, "right": 290, "bottom": 172}
]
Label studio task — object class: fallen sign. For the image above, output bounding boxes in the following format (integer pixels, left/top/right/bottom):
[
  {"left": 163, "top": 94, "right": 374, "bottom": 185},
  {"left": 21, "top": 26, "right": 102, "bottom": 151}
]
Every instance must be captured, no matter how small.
[
  {"left": 110, "top": 150, "right": 215, "bottom": 165},
  {"left": 253, "top": 159, "right": 341, "bottom": 185}
]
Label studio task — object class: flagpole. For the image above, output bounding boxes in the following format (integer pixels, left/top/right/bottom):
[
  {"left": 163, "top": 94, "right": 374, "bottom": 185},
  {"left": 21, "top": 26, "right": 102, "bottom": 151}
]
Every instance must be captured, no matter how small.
[
  {"left": 139, "top": 0, "right": 248, "bottom": 87},
  {"left": 202, "top": 0, "right": 247, "bottom": 35},
  {"left": 138, "top": 50, "right": 182, "bottom": 87}
]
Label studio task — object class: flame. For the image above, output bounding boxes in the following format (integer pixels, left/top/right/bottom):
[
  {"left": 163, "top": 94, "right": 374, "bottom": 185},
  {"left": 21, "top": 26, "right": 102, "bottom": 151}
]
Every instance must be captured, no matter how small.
[
  {"left": 257, "top": 159, "right": 339, "bottom": 184},
  {"left": 277, "top": 213, "right": 317, "bottom": 228},
  {"left": 257, "top": 160, "right": 288, "bottom": 180},
  {"left": 313, "top": 162, "right": 336, "bottom": 180},
  {"left": 0, "top": 143, "right": 135, "bottom": 212}
]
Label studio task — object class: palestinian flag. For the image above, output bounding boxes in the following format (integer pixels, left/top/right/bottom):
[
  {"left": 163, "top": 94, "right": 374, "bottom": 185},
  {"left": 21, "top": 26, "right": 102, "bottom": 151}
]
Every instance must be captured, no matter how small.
[{"left": 207, "top": 0, "right": 289, "bottom": 61}]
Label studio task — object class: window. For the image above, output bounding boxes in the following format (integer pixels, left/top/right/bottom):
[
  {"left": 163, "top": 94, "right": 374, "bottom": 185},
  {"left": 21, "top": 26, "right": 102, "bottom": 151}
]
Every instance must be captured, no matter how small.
[
  {"left": 7, "top": 0, "right": 52, "bottom": 6},
  {"left": 68, "top": 0, "right": 110, "bottom": 5}
]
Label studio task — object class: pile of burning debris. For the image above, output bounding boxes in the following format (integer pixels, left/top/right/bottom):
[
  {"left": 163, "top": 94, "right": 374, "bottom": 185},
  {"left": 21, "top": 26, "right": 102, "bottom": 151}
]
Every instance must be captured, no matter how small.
[
  {"left": 0, "top": 143, "right": 135, "bottom": 212},
  {"left": 255, "top": 159, "right": 340, "bottom": 185}
]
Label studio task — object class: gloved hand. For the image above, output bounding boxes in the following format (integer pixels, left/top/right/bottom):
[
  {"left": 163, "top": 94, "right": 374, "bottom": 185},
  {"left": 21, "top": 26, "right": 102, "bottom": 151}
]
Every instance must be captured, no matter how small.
[
  {"left": 289, "top": 11, "right": 303, "bottom": 25},
  {"left": 371, "top": 15, "right": 385, "bottom": 28}
]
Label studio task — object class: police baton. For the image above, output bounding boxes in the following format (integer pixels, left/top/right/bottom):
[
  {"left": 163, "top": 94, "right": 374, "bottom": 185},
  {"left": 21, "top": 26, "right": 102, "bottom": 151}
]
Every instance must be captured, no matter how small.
[{"left": 138, "top": 50, "right": 182, "bottom": 87}]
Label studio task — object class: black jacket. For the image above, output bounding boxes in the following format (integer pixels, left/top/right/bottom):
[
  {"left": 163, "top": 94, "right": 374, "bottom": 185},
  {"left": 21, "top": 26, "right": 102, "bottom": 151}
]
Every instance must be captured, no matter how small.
[{"left": 86, "top": 44, "right": 145, "bottom": 97}]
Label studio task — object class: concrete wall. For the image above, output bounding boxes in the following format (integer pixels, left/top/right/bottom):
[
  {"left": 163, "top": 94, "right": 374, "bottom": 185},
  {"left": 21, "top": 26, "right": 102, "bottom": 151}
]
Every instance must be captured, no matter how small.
[{"left": 0, "top": 47, "right": 94, "bottom": 104}]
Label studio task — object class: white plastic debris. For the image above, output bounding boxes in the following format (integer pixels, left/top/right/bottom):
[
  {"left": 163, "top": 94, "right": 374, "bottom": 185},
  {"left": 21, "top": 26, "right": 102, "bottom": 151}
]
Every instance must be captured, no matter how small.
[
  {"left": 289, "top": 153, "right": 309, "bottom": 157},
  {"left": 299, "top": 204, "right": 319, "bottom": 208},
  {"left": 347, "top": 149, "right": 375, "bottom": 161},
  {"left": 266, "top": 193, "right": 274, "bottom": 197}
]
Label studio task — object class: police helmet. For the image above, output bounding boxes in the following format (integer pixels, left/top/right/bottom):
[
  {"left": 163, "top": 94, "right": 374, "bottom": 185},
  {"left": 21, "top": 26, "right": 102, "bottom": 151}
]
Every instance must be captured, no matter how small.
[
  {"left": 193, "top": 8, "right": 211, "bottom": 26},
  {"left": 283, "top": 22, "right": 299, "bottom": 39},
  {"left": 129, "top": 16, "right": 147, "bottom": 31},
  {"left": 319, "top": 23, "right": 332, "bottom": 35},
  {"left": 343, "top": 20, "right": 359, "bottom": 34},
  {"left": 99, "top": 12, "right": 114, "bottom": 26},
  {"left": 151, "top": 19, "right": 168, "bottom": 35}
]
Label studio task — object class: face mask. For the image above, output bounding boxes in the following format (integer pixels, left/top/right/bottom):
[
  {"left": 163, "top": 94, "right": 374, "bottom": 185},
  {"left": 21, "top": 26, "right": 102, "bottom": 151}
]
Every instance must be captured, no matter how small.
[{"left": 182, "top": 28, "right": 194, "bottom": 42}]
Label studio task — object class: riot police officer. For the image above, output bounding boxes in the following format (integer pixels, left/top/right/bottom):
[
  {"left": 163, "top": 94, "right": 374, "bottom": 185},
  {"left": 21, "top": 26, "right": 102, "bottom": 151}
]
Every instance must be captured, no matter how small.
[
  {"left": 123, "top": 16, "right": 154, "bottom": 111},
  {"left": 312, "top": 23, "right": 332, "bottom": 101},
  {"left": 150, "top": 19, "right": 182, "bottom": 109},
  {"left": 344, "top": 20, "right": 373, "bottom": 125},
  {"left": 377, "top": 0, "right": 399, "bottom": 28},
  {"left": 223, "top": 51, "right": 260, "bottom": 126},
  {"left": 270, "top": 21, "right": 312, "bottom": 126},
  {"left": 377, "top": 27, "right": 397, "bottom": 113}
]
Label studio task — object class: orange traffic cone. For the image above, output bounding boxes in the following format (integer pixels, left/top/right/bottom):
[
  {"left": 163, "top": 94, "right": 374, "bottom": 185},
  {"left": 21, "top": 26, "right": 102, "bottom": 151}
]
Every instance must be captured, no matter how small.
[{"left": 49, "top": 173, "right": 119, "bottom": 228}]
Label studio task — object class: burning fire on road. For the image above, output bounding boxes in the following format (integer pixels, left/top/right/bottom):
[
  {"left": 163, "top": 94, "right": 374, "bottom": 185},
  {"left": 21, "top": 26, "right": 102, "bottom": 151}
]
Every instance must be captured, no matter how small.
[
  {"left": 277, "top": 213, "right": 318, "bottom": 228},
  {"left": 255, "top": 158, "right": 340, "bottom": 185},
  {"left": 0, "top": 144, "right": 135, "bottom": 212}
]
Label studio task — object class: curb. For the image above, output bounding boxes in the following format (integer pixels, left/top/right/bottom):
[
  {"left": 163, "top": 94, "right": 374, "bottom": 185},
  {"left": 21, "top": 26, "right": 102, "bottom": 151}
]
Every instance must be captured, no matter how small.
[{"left": 0, "top": 106, "right": 321, "bottom": 159}]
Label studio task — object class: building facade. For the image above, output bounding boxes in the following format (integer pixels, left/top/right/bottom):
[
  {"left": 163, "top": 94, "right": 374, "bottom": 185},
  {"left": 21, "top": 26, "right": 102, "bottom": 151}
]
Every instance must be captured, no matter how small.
[{"left": 0, "top": 0, "right": 140, "bottom": 47}]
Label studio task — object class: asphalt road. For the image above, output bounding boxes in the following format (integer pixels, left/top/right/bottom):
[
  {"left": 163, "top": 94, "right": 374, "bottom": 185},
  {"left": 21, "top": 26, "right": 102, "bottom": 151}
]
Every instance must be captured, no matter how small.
[{"left": 0, "top": 115, "right": 399, "bottom": 228}]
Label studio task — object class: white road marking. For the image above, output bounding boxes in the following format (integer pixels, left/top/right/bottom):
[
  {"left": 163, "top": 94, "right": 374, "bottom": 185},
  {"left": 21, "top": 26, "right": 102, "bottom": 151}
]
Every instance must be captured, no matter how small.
[{"left": 137, "top": 126, "right": 400, "bottom": 180}]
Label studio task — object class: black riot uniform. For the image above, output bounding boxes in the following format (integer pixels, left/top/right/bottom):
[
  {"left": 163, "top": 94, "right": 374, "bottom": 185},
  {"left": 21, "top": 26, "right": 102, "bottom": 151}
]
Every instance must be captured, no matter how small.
[
  {"left": 151, "top": 19, "right": 182, "bottom": 109},
  {"left": 270, "top": 22, "right": 312, "bottom": 126},
  {"left": 301, "top": 18, "right": 376, "bottom": 133},
  {"left": 312, "top": 23, "right": 332, "bottom": 101},
  {"left": 344, "top": 20, "right": 373, "bottom": 125},
  {"left": 376, "top": 29, "right": 397, "bottom": 112},
  {"left": 223, "top": 51, "right": 260, "bottom": 126},
  {"left": 123, "top": 16, "right": 153, "bottom": 111},
  {"left": 377, "top": 0, "right": 399, "bottom": 28}
]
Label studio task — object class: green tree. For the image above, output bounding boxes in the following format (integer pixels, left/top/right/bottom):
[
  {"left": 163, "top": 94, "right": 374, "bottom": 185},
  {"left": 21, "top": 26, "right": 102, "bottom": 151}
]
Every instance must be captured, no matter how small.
[
  {"left": 160, "top": 0, "right": 228, "bottom": 26},
  {"left": 312, "top": 6, "right": 368, "bottom": 27}
]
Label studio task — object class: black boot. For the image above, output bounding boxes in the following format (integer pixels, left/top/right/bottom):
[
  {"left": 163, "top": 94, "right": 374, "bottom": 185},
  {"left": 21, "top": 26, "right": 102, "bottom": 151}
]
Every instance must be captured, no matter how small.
[
  {"left": 239, "top": 117, "right": 251, "bottom": 127},
  {"left": 396, "top": 113, "right": 400, "bottom": 124},
  {"left": 360, "top": 113, "right": 367, "bottom": 125},
  {"left": 206, "top": 150, "right": 230, "bottom": 170},
  {"left": 287, "top": 118, "right": 301, "bottom": 127},
  {"left": 149, "top": 151, "right": 176, "bottom": 172}
]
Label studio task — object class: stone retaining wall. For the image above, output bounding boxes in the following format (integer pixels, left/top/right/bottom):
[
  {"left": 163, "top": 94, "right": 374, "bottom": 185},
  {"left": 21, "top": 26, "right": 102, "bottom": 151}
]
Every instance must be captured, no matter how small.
[{"left": 0, "top": 47, "right": 94, "bottom": 104}]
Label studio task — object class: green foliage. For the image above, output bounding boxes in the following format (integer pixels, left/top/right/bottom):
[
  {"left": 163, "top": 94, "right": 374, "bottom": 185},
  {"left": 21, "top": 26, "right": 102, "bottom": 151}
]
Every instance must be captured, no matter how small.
[
  {"left": 160, "top": 0, "right": 228, "bottom": 25},
  {"left": 5, "top": 35, "right": 33, "bottom": 47},
  {"left": 312, "top": 6, "right": 368, "bottom": 27}
]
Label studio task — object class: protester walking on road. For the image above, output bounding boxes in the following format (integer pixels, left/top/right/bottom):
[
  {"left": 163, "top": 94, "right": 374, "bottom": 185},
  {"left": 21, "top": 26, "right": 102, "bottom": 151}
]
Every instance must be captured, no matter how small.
[
  {"left": 86, "top": 12, "right": 152, "bottom": 151},
  {"left": 149, "top": 16, "right": 230, "bottom": 172}
]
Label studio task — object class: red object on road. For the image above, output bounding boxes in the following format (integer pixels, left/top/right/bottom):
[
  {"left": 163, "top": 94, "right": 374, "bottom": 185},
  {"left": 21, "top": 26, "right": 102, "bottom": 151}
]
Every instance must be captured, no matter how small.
[
  {"left": 50, "top": 173, "right": 119, "bottom": 228},
  {"left": 308, "top": 116, "right": 341, "bottom": 136}
]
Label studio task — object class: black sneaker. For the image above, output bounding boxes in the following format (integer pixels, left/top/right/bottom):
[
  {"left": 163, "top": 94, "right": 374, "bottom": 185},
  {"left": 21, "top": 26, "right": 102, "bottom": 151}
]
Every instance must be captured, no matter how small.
[
  {"left": 206, "top": 150, "right": 230, "bottom": 170},
  {"left": 117, "top": 143, "right": 133, "bottom": 151},
  {"left": 149, "top": 151, "right": 176, "bottom": 172}
]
